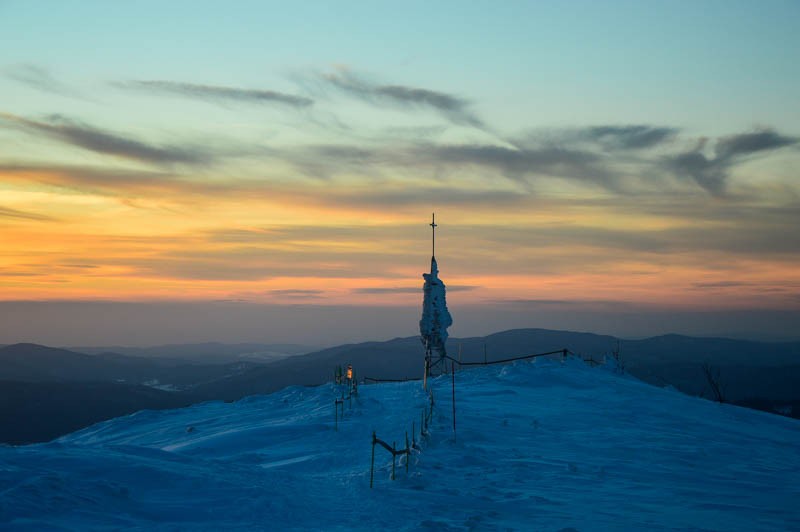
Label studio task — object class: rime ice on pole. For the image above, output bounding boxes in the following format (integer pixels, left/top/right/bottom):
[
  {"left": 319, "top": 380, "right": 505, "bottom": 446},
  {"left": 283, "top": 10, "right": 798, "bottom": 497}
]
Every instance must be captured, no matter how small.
[{"left": 420, "top": 214, "right": 452, "bottom": 370}]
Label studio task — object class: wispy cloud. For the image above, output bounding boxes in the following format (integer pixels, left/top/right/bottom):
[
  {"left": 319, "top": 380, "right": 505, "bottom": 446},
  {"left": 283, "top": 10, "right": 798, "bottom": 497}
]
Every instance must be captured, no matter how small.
[
  {"left": 3, "top": 64, "right": 82, "bottom": 98},
  {"left": 354, "top": 285, "right": 478, "bottom": 294},
  {"left": 691, "top": 281, "right": 753, "bottom": 289},
  {"left": 268, "top": 289, "right": 325, "bottom": 298},
  {"left": 283, "top": 140, "right": 615, "bottom": 189},
  {"left": 0, "top": 112, "right": 213, "bottom": 165},
  {"left": 0, "top": 205, "right": 54, "bottom": 221},
  {"left": 116, "top": 80, "right": 313, "bottom": 108},
  {"left": 663, "top": 129, "right": 797, "bottom": 194},
  {"left": 322, "top": 69, "right": 484, "bottom": 128},
  {"left": 420, "top": 143, "right": 611, "bottom": 185},
  {"left": 522, "top": 125, "right": 678, "bottom": 152},
  {"left": 579, "top": 125, "right": 678, "bottom": 150}
]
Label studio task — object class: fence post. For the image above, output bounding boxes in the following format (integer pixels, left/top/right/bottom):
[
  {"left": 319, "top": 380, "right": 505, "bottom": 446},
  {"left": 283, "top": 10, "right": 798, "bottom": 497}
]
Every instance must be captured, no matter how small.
[
  {"left": 405, "top": 432, "right": 410, "bottom": 472},
  {"left": 451, "top": 360, "right": 456, "bottom": 441},
  {"left": 370, "top": 431, "right": 376, "bottom": 488},
  {"left": 391, "top": 442, "right": 396, "bottom": 480}
]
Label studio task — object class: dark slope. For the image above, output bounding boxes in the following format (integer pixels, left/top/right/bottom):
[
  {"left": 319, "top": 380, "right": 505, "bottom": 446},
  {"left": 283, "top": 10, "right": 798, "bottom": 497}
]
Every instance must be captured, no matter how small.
[
  {"left": 191, "top": 328, "right": 800, "bottom": 405},
  {"left": 0, "top": 344, "right": 260, "bottom": 444},
  {"left": 0, "top": 381, "right": 191, "bottom": 445},
  {"left": 70, "top": 342, "right": 316, "bottom": 363},
  {"left": 0, "top": 343, "right": 260, "bottom": 386}
]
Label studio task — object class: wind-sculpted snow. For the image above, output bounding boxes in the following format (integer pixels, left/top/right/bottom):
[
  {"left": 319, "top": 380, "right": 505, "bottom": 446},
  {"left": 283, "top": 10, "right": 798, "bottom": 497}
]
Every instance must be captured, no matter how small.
[
  {"left": 1, "top": 359, "right": 799, "bottom": 530},
  {"left": 420, "top": 257, "right": 452, "bottom": 361}
]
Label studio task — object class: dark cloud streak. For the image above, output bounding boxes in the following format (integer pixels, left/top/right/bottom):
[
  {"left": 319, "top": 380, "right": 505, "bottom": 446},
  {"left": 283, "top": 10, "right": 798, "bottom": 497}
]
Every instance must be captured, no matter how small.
[
  {"left": 323, "top": 70, "right": 484, "bottom": 128},
  {"left": 117, "top": 80, "right": 313, "bottom": 108},
  {"left": 0, "top": 205, "right": 54, "bottom": 221},
  {"left": 3, "top": 64, "right": 82, "bottom": 98},
  {"left": 582, "top": 125, "right": 678, "bottom": 150},
  {"left": 0, "top": 112, "right": 212, "bottom": 165}
]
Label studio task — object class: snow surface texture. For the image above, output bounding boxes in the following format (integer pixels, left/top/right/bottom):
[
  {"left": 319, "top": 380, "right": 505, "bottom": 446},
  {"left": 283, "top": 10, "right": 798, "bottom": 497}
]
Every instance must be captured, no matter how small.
[
  {"left": 1, "top": 358, "right": 799, "bottom": 530},
  {"left": 420, "top": 256, "right": 453, "bottom": 362}
]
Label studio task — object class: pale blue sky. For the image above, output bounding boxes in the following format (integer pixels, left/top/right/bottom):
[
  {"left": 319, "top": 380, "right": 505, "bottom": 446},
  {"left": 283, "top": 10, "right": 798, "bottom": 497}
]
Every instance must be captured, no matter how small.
[{"left": 2, "top": 0, "right": 798, "bottom": 134}]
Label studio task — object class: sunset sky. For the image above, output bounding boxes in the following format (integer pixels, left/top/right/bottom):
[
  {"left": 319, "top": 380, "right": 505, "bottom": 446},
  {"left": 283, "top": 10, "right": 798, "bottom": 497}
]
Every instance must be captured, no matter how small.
[{"left": 1, "top": 1, "right": 798, "bottom": 345}]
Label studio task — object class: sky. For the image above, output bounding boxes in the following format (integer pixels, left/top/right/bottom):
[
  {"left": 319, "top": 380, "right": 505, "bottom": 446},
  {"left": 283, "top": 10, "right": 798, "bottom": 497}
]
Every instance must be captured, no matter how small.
[{"left": 1, "top": 1, "right": 799, "bottom": 345}]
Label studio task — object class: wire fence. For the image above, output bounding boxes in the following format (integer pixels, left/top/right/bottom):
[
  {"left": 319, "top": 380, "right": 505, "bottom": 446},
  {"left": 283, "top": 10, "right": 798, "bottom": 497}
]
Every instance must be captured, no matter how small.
[
  {"left": 334, "top": 378, "right": 358, "bottom": 431},
  {"left": 336, "top": 347, "right": 609, "bottom": 488},
  {"left": 369, "top": 389, "right": 434, "bottom": 488},
  {"left": 445, "top": 348, "right": 569, "bottom": 367}
]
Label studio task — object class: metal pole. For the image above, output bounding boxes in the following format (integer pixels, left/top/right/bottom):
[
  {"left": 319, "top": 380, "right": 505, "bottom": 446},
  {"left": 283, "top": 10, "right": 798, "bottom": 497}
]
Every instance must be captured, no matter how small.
[
  {"left": 405, "top": 432, "right": 410, "bottom": 472},
  {"left": 391, "top": 442, "right": 396, "bottom": 480},
  {"left": 430, "top": 212, "right": 436, "bottom": 258},
  {"left": 451, "top": 361, "right": 456, "bottom": 441},
  {"left": 370, "top": 432, "right": 376, "bottom": 488}
]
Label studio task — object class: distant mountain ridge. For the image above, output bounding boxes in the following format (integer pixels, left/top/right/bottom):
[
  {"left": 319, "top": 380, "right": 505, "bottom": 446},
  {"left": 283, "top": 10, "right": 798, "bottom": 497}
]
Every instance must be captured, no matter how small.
[
  {"left": 191, "top": 328, "right": 800, "bottom": 403},
  {"left": 69, "top": 342, "right": 317, "bottom": 363},
  {"left": 0, "top": 343, "right": 261, "bottom": 386},
  {"left": 2, "top": 328, "right": 799, "bottom": 444}
]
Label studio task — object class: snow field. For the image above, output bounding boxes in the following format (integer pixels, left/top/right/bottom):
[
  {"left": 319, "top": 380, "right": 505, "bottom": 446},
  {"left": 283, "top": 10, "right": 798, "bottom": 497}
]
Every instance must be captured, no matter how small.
[{"left": 1, "top": 357, "right": 798, "bottom": 530}]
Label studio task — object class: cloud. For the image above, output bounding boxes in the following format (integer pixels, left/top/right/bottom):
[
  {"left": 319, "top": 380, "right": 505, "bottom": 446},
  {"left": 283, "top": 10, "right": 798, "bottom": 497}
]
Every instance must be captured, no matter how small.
[
  {"left": 283, "top": 140, "right": 613, "bottom": 188},
  {"left": 0, "top": 205, "right": 54, "bottom": 221},
  {"left": 0, "top": 162, "right": 194, "bottom": 198},
  {"left": 0, "top": 112, "right": 213, "bottom": 165},
  {"left": 106, "top": 245, "right": 414, "bottom": 281},
  {"left": 267, "top": 289, "right": 325, "bottom": 298},
  {"left": 353, "top": 285, "right": 478, "bottom": 294},
  {"left": 691, "top": 281, "right": 753, "bottom": 289},
  {"left": 322, "top": 69, "right": 484, "bottom": 128},
  {"left": 480, "top": 219, "right": 800, "bottom": 258},
  {"left": 423, "top": 143, "right": 610, "bottom": 184},
  {"left": 581, "top": 125, "right": 678, "bottom": 150},
  {"left": 716, "top": 130, "right": 797, "bottom": 159},
  {"left": 117, "top": 80, "right": 313, "bottom": 108},
  {"left": 353, "top": 287, "right": 420, "bottom": 294},
  {"left": 663, "top": 129, "right": 797, "bottom": 194},
  {"left": 3, "top": 64, "right": 82, "bottom": 98},
  {"left": 330, "top": 187, "right": 528, "bottom": 208}
]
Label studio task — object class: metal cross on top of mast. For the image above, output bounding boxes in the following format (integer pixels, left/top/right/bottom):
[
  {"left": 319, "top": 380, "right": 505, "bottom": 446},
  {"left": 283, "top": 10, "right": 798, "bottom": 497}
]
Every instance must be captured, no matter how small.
[{"left": 430, "top": 212, "right": 437, "bottom": 258}]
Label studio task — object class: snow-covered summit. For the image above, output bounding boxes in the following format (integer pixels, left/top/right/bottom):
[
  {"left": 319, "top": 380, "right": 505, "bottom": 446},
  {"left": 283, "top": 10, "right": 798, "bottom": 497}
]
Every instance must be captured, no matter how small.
[{"left": 1, "top": 358, "right": 798, "bottom": 530}]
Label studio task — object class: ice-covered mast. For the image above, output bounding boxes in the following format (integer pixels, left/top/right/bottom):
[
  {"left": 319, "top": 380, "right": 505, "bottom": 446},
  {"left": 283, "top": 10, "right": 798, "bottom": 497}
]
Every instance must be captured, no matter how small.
[{"left": 420, "top": 213, "right": 453, "bottom": 378}]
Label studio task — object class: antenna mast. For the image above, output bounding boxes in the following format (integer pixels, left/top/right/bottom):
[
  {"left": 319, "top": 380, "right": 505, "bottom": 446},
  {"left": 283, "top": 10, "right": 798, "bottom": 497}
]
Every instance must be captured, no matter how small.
[{"left": 430, "top": 212, "right": 437, "bottom": 258}]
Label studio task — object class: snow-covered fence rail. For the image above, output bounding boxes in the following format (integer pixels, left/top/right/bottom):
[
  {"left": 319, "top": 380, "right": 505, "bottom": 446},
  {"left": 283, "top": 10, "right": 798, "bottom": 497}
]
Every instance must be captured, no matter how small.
[
  {"left": 363, "top": 377, "right": 418, "bottom": 383},
  {"left": 445, "top": 348, "right": 570, "bottom": 367},
  {"left": 369, "top": 390, "right": 434, "bottom": 488},
  {"left": 369, "top": 432, "right": 410, "bottom": 487}
]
